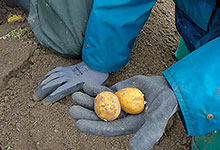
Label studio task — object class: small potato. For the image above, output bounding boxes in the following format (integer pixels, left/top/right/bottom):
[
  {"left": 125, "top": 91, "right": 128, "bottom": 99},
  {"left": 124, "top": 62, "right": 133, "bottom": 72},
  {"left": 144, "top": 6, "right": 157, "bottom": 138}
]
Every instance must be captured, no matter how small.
[
  {"left": 94, "top": 91, "right": 121, "bottom": 121},
  {"left": 115, "top": 88, "right": 145, "bottom": 114}
]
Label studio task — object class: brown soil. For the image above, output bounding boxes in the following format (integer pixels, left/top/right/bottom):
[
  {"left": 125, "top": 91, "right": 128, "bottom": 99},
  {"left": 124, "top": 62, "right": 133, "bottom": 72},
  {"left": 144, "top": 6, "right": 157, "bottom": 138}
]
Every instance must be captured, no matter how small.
[{"left": 0, "top": 0, "right": 191, "bottom": 150}]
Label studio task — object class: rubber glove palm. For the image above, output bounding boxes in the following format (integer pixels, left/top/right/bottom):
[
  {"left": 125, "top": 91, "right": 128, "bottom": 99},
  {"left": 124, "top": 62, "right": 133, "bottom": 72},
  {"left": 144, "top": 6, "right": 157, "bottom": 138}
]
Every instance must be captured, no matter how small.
[
  {"left": 33, "top": 62, "right": 108, "bottom": 105},
  {"left": 69, "top": 75, "right": 179, "bottom": 150}
]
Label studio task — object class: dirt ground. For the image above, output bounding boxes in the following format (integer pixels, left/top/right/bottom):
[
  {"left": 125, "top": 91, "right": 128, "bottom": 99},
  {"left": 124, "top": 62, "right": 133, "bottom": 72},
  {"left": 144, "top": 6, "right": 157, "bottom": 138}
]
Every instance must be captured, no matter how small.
[{"left": 0, "top": 0, "right": 191, "bottom": 150}]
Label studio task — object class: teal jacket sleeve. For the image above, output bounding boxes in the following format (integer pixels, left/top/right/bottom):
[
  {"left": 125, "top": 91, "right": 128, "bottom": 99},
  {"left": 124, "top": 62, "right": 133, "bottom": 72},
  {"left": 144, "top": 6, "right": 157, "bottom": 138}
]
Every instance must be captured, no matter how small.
[
  {"left": 163, "top": 36, "right": 220, "bottom": 136},
  {"left": 82, "top": 0, "right": 157, "bottom": 73}
]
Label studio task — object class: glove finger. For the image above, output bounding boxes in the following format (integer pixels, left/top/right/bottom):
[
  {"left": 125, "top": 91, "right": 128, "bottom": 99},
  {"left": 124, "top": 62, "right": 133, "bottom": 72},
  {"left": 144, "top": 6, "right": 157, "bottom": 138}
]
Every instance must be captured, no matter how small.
[
  {"left": 83, "top": 82, "right": 113, "bottom": 97},
  {"left": 69, "top": 103, "right": 127, "bottom": 119},
  {"left": 33, "top": 77, "right": 67, "bottom": 101},
  {"left": 69, "top": 105, "right": 101, "bottom": 121},
  {"left": 39, "top": 67, "right": 63, "bottom": 83},
  {"left": 42, "top": 81, "right": 83, "bottom": 105},
  {"left": 72, "top": 92, "right": 94, "bottom": 110},
  {"left": 75, "top": 113, "right": 145, "bottom": 137},
  {"left": 40, "top": 72, "right": 64, "bottom": 85}
]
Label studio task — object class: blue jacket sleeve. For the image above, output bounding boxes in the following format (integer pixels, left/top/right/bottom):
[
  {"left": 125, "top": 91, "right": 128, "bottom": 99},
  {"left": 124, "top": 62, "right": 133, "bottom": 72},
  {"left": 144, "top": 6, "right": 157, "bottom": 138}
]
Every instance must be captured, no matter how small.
[
  {"left": 163, "top": 37, "right": 220, "bottom": 136},
  {"left": 82, "top": 0, "right": 157, "bottom": 73}
]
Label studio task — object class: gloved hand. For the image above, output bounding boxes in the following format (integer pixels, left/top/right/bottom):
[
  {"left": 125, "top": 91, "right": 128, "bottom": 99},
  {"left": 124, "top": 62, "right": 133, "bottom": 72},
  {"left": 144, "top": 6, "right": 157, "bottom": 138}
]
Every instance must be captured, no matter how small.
[
  {"left": 33, "top": 62, "right": 109, "bottom": 105},
  {"left": 69, "top": 75, "right": 179, "bottom": 150}
]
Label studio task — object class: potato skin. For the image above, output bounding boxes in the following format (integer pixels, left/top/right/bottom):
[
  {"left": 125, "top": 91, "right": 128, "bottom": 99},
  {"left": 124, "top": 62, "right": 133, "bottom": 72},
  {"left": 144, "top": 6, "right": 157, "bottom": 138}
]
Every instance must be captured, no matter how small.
[
  {"left": 94, "top": 91, "right": 121, "bottom": 121},
  {"left": 115, "top": 88, "right": 144, "bottom": 114}
]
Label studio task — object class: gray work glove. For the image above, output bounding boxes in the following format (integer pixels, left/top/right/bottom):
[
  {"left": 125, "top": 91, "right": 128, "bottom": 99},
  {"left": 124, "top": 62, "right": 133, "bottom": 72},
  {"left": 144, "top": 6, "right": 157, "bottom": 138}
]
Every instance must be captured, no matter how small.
[
  {"left": 69, "top": 75, "right": 179, "bottom": 150},
  {"left": 33, "top": 62, "right": 109, "bottom": 105}
]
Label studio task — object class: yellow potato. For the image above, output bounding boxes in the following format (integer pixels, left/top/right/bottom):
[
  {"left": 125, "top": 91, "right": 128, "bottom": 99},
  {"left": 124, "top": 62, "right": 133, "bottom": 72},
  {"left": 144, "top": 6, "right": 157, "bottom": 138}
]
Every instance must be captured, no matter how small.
[
  {"left": 115, "top": 88, "right": 145, "bottom": 114},
  {"left": 94, "top": 91, "right": 121, "bottom": 121}
]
